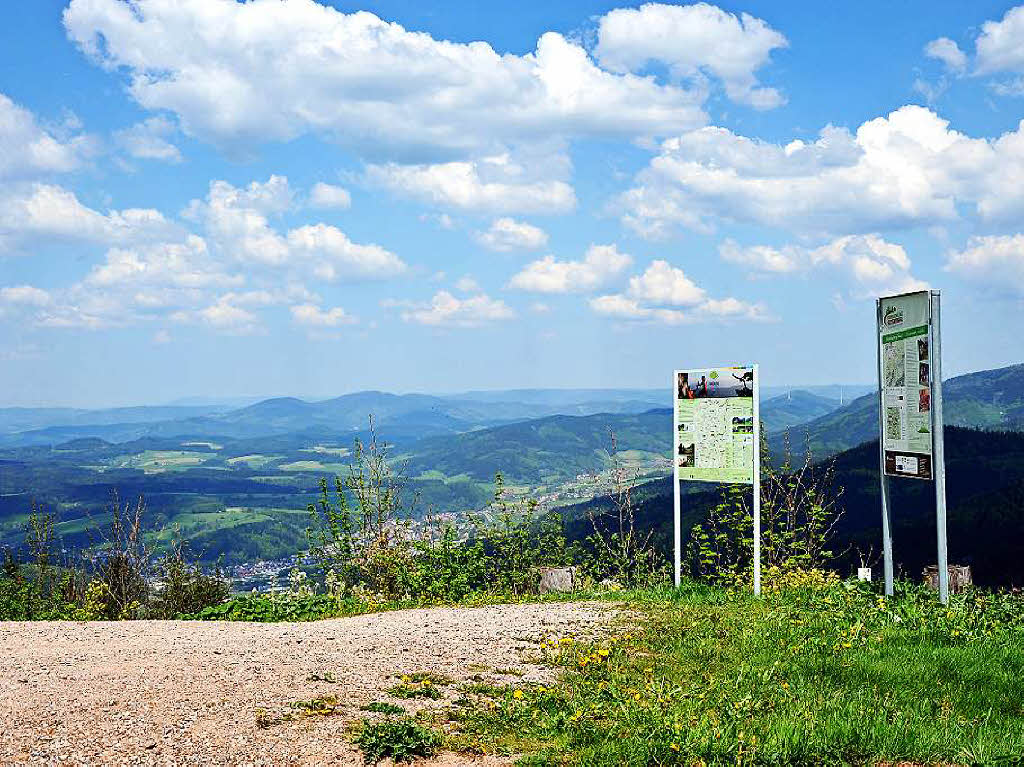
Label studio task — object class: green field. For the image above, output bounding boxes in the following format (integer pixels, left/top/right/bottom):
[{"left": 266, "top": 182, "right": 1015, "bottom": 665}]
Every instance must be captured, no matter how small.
[{"left": 447, "top": 581, "right": 1024, "bottom": 764}]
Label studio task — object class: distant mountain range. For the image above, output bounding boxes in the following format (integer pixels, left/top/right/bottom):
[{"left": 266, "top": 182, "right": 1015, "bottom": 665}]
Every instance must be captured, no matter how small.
[
  {"left": 774, "top": 364, "right": 1024, "bottom": 459},
  {"left": 0, "top": 385, "right": 840, "bottom": 449}
]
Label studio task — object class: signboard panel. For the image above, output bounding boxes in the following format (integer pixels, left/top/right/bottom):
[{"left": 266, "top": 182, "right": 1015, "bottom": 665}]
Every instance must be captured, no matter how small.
[
  {"left": 878, "top": 291, "right": 933, "bottom": 480},
  {"left": 674, "top": 366, "right": 756, "bottom": 484}
]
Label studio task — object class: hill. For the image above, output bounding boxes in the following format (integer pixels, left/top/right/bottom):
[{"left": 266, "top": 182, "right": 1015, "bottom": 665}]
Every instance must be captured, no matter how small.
[
  {"left": 774, "top": 363, "right": 1024, "bottom": 459},
  {"left": 559, "top": 425, "right": 1024, "bottom": 587},
  {"left": 0, "top": 389, "right": 671, "bottom": 448},
  {"left": 759, "top": 390, "right": 840, "bottom": 433}
]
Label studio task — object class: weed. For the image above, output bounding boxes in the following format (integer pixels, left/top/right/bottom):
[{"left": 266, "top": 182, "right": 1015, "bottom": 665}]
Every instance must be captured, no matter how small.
[
  {"left": 361, "top": 701, "right": 406, "bottom": 715},
  {"left": 353, "top": 716, "right": 440, "bottom": 763},
  {"left": 288, "top": 695, "right": 341, "bottom": 717},
  {"left": 307, "top": 671, "right": 339, "bottom": 683}
]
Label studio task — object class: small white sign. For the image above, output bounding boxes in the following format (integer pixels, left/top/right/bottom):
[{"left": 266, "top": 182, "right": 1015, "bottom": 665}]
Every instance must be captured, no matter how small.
[
  {"left": 895, "top": 455, "right": 918, "bottom": 474},
  {"left": 857, "top": 567, "right": 872, "bottom": 582}
]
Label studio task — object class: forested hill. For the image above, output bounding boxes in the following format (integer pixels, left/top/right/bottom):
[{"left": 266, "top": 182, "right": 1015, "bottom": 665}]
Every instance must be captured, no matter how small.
[
  {"left": 773, "top": 363, "right": 1024, "bottom": 460},
  {"left": 558, "top": 426, "right": 1024, "bottom": 587}
]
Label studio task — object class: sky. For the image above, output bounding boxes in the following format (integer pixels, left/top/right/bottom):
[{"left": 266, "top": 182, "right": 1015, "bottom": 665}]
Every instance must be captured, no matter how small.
[{"left": 1, "top": 0, "right": 1024, "bottom": 407}]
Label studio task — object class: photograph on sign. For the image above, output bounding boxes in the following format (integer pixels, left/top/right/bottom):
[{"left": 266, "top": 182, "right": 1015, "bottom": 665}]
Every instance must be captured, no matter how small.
[
  {"left": 674, "top": 367, "right": 756, "bottom": 484},
  {"left": 878, "top": 291, "right": 933, "bottom": 480}
]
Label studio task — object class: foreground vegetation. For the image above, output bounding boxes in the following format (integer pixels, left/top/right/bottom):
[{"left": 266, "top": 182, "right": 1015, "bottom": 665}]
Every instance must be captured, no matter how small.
[
  {"left": 3, "top": 421, "right": 1023, "bottom": 763},
  {"left": 438, "top": 576, "right": 1024, "bottom": 765}
]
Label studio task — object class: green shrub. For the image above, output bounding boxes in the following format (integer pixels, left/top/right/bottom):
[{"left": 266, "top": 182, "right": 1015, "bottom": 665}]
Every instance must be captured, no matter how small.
[
  {"left": 149, "top": 542, "right": 230, "bottom": 619},
  {"left": 354, "top": 716, "right": 440, "bottom": 763}
]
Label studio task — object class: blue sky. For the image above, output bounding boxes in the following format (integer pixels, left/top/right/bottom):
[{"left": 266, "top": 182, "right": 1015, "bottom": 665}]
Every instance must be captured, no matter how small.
[{"left": 2, "top": 0, "right": 1024, "bottom": 407}]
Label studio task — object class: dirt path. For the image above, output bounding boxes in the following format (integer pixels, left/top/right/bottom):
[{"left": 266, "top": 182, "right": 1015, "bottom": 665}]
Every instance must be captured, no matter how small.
[{"left": 0, "top": 601, "right": 617, "bottom": 766}]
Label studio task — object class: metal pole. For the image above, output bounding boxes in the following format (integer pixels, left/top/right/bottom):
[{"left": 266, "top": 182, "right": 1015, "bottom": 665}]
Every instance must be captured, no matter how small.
[
  {"left": 931, "top": 291, "right": 949, "bottom": 604},
  {"left": 876, "top": 299, "right": 894, "bottom": 597},
  {"left": 752, "top": 363, "right": 761, "bottom": 596},
  {"left": 673, "top": 371, "right": 681, "bottom": 588}
]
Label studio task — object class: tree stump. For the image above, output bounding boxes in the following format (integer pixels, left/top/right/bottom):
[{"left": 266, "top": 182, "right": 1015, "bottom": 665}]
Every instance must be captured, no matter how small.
[
  {"left": 922, "top": 564, "right": 972, "bottom": 594},
  {"left": 538, "top": 566, "right": 577, "bottom": 594}
]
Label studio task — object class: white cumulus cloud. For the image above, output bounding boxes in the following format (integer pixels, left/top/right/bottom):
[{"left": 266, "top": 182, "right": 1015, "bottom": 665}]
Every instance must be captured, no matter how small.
[
  {"left": 114, "top": 116, "right": 182, "bottom": 162},
  {"left": 720, "top": 233, "right": 927, "bottom": 297},
  {"left": 476, "top": 218, "right": 548, "bottom": 252},
  {"left": 0, "top": 92, "right": 95, "bottom": 180},
  {"left": 508, "top": 244, "right": 632, "bottom": 293},
  {"left": 595, "top": 2, "right": 788, "bottom": 109},
  {"left": 944, "top": 234, "right": 1024, "bottom": 295},
  {"left": 924, "top": 37, "right": 967, "bottom": 74},
  {"left": 63, "top": 0, "right": 711, "bottom": 157},
  {"left": 365, "top": 161, "right": 576, "bottom": 214},
  {"left": 396, "top": 290, "right": 515, "bottom": 327},
  {"left": 309, "top": 182, "right": 351, "bottom": 209},
  {"left": 290, "top": 303, "right": 357, "bottom": 326},
  {"left": 618, "top": 106, "right": 1024, "bottom": 238}
]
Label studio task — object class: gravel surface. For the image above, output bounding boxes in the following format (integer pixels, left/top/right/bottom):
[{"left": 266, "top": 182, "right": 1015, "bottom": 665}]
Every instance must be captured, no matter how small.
[{"left": 0, "top": 601, "right": 618, "bottom": 766}]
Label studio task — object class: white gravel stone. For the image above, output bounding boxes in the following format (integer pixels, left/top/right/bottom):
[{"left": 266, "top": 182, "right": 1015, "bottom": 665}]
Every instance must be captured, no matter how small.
[{"left": 0, "top": 602, "right": 617, "bottom": 765}]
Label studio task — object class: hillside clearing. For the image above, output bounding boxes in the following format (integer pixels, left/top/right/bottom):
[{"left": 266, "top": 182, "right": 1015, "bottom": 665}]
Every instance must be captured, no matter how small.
[{"left": 0, "top": 601, "right": 618, "bottom": 766}]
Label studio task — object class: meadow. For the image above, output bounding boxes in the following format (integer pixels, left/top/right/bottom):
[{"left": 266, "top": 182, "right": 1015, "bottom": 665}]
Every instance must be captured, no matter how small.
[{"left": 441, "top": 578, "right": 1024, "bottom": 765}]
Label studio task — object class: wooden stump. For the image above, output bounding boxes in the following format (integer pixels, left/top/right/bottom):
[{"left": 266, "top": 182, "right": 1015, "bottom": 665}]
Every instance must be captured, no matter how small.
[
  {"left": 922, "top": 564, "right": 972, "bottom": 594},
  {"left": 538, "top": 566, "right": 577, "bottom": 594}
]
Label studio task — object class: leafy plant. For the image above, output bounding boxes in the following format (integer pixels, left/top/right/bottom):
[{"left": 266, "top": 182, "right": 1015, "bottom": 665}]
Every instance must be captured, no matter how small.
[
  {"left": 361, "top": 701, "right": 406, "bottom": 715},
  {"left": 149, "top": 539, "right": 230, "bottom": 618},
  {"left": 583, "top": 432, "right": 664, "bottom": 588},
  {"left": 354, "top": 716, "right": 440, "bottom": 763},
  {"left": 688, "top": 432, "right": 844, "bottom": 586},
  {"left": 306, "top": 418, "right": 414, "bottom": 599}
]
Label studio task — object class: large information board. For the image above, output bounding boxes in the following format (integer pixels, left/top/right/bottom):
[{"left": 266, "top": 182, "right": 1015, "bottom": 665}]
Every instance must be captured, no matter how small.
[
  {"left": 673, "top": 366, "right": 756, "bottom": 484},
  {"left": 878, "top": 291, "right": 934, "bottom": 480}
]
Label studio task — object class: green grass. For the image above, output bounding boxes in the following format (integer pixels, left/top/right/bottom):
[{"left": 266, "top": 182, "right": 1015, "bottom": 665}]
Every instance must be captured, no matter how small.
[{"left": 445, "top": 579, "right": 1024, "bottom": 765}]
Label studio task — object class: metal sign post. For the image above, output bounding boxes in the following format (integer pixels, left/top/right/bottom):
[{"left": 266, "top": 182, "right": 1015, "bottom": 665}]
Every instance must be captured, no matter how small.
[
  {"left": 875, "top": 298, "right": 894, "bottom": 597},
  {"left": 752, "top": 363, "right": 761, "bottom": 596},
  {"left": 876, "top": 290, "right": 948, "bottom": 604},
  {"left": 931, "top": 291, "right": 949, "bottom": 603}
]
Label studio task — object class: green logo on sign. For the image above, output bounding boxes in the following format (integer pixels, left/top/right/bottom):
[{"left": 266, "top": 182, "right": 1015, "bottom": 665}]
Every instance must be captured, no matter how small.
[{"left": 709, "top": 371, "right": 719, "bottom": 379}]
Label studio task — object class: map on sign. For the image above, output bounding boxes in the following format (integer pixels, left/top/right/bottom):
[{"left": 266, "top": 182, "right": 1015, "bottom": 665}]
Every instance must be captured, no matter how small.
[
  {"left": 878, "top": 291, "right": 933, "bottom": 480},
  {"left": 674, "top": 367, "right": 756, "bottom": 484}
]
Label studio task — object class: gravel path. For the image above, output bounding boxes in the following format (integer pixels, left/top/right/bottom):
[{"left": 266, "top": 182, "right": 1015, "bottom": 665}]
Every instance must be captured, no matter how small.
[{"left": 0, "top": 601, "right": 617, "bottom": 766}]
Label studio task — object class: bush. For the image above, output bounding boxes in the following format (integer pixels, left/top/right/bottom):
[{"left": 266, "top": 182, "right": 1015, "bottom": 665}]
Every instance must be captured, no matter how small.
[
  {"left": 688, "top": 437, "right": 844, "bottom": 587},
  {"left": 149, "top": 541, "right": 230, "bottom": 618},
  {"left": 354, "top": 716, "right": 440, "bottom": 763}
]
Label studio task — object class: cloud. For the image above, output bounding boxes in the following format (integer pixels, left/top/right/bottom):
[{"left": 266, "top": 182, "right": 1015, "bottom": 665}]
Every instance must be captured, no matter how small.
[
  {"left": 590, "top": 257, "right": 768, "bottom": 324},
  {"left": 195, "top": 299, "right": 260, "bottom": 331},
  {"left": 84, "top": 235, "right": 241, "bottom": 290},
  {"left": 114, "top": 116, "right": 182, "bottom": 162},
  {"left": 365, "top": 161, "right": 576, "bottom": 214},
  {"left": 625, "top": 259, "right": 705, "bottom": 305},
  {"left": 63, "top": 0, "right": 711, "bottom": 160},
  {"left": 618, "top": 106, "right": 1024, "bottom": 238},
  {"left": 476, "top": 217, "right": 548, "bottom": 252},
  {"left": 0, "top": 182, "right": 177, "bottom": 253},
  {"left": 290, "top": 302, "right": 357, "bottom": 326},
  {"left": 309, "top": 182, "right": 351, "bottom": 209},
  {"left": 595, "top": 2, "right": 788, "bottom": 109},
  {"left": 0, "top": 92, "right": 95, "bottom": 180},
  {"left": 508, "top": 244, "right": 632, "bottom": 293},
  {"left": 0, "top": 285, "right": 52, "bottom": 307},
  {"left": 153, "top": 329, "right": 172, "bottom": 344},
  {"left": 944, "top": 234, "right": 1024, "bottom": 295},
  {"left": 396, "top": 290, "right": 514, "bottom": 327},
  {"left": 184, "top": 176, "right": 406, "bottom": 278},
  {"left": 589, "top": 292, "right": 768, "bottom": 324},
  {"left": 975, "top": 5, "right": 1024, "bottom": 75},
  {"left": 924, "top": 37, "right": 967, "bottom": 74},
  {"left": 454, "top": 275, "right": 481, "bottom": 293},
  {"left": 720, "top": 233, "right": 927, "bottom": 296},
  {"left": 287, "top": 224, "right": 407, "bottom": 279}
]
